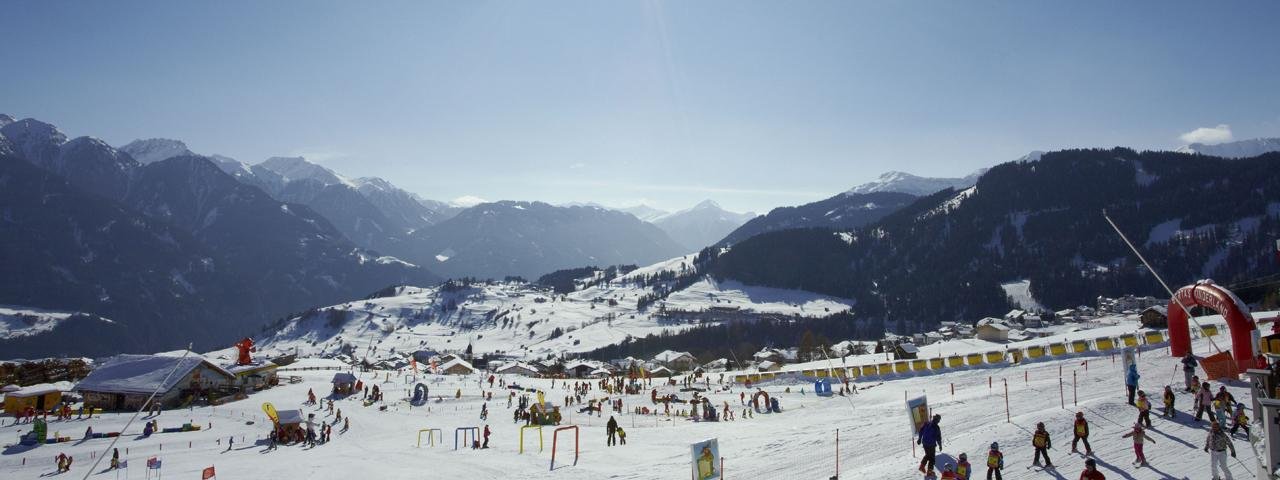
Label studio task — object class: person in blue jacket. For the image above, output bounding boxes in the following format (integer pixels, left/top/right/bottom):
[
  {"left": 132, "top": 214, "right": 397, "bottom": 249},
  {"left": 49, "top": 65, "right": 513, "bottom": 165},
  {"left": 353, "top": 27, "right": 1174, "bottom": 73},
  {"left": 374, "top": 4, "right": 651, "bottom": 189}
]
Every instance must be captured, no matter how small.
[
  {"left": 1126, "top": 363, "right": 1140, "bottom": 406},
  {"left": 918, "top": 414, "right": 943, "bottom": 473}
]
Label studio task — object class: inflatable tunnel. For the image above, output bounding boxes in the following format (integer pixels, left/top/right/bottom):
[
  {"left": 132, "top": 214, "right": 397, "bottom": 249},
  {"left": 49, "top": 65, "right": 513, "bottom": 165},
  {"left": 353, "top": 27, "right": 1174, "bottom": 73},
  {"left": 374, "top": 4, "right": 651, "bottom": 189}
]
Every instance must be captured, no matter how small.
[{"left": 412, "top": 383, "right": 429, "bottom": 405}]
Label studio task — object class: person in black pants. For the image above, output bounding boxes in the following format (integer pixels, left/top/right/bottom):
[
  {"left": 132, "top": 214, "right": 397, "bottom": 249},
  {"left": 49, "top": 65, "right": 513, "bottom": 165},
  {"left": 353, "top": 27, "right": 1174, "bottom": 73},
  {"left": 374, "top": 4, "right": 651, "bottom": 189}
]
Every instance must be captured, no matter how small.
[
  {"left": 917, "top": 414, "right": 943, "bottom": 472},
  {"left": 606, "top": 416, "right": 618, "bottom": 446}
]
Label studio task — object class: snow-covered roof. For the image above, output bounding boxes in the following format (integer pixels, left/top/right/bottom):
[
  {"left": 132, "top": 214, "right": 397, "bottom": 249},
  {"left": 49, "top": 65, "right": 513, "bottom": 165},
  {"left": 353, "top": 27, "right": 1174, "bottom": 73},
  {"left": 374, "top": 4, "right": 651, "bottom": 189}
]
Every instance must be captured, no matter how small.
[
  {"left": 440, "top": 358, "right": 475, "bottom": 372},
  {"left": 1143, "top": 306, "right": 1168, "bottom": 316},
  {"left": 332, "top": 372, "right": 356, "bottom": 384},
  {"left": 226, "top": 361, "right": 278, "bottom": 375},
  {"left": 1, "top": 384, "right": 20, "bottom": 393},
  {"left": 8, "top": 383, "right": 62, "bottom": 397},
  {"left": 753, "top": 348, "right": 782, "bottom": 360},
  {"left": 653, "top": 350, "right": 696, "bottom": 363},
  {"left": 976, "top": 318, "right": 1010, "bottom": 331},
  {"left": 75, "top": 352, "right": 233, "bottom": 395},
  {"left": 495, "top": 362, "right": 539, "bottom": 373},
  {"left": 565, "top": 360, "right": 602, "bottom": 370},
  {"left": 276, "top": 409, "right": 304, "bottom": 425}
]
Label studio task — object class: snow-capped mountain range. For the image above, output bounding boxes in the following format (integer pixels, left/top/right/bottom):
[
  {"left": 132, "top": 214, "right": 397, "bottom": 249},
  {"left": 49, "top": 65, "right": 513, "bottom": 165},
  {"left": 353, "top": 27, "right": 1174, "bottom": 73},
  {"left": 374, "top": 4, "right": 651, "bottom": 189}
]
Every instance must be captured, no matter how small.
[
  {"left": 651, "top": 200, "right": 756, "bottom": 251},
  {"left": 1178, "top": 137, "right": 1280, "bottom": 159}
]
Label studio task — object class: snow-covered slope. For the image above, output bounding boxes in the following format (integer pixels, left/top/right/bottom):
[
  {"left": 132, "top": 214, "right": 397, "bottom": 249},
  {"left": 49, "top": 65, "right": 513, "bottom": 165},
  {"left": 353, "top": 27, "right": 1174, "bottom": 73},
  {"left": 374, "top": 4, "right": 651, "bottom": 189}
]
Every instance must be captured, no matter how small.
[
  {"left": 1178, "top": 137, "right": 1280, "bottom": 159},
  {"left": 258, "top": 255, "right": 855, "bottom": 362},
  {"left": 118, "top": 138, "right": 194, "bottom": 164},
  {"left": 0, "top": 305, "right": 113, "bottom": 340},
  {"left": 847, "top": 169, "right": 985, "bottom": 196},
  {"left": 257, "top": 156, "right": 354, "bottom": 187}
]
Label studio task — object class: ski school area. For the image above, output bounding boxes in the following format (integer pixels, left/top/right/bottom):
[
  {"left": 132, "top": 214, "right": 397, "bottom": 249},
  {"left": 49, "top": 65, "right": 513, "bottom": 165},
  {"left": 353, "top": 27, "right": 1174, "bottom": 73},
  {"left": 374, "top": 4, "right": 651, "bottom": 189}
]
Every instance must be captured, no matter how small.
[{"left": 3, "top": 314, "right": 1280, "bottom": 479}]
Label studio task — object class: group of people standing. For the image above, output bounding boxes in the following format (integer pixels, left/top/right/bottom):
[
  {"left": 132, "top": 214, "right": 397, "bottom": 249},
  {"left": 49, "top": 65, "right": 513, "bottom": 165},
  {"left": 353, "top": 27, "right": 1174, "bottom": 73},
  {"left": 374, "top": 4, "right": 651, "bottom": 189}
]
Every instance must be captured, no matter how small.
[{"left": 914, "top": 351, "right": 1250, "bottom": 480}]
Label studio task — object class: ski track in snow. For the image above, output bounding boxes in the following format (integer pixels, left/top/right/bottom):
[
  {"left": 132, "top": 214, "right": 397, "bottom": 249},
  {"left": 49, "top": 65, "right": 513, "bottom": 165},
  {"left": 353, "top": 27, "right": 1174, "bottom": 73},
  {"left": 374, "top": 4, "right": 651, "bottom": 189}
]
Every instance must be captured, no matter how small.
[{"left": 0, "top": 332, "right": 1265, "bottom": 479}]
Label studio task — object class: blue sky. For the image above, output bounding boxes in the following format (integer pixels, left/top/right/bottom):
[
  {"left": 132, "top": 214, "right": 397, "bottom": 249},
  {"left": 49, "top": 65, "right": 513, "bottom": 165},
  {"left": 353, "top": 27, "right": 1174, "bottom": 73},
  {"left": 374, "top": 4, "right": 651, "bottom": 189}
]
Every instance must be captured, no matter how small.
[{"left": 2, "top": 1, "right": 1278, "bottom": 213}]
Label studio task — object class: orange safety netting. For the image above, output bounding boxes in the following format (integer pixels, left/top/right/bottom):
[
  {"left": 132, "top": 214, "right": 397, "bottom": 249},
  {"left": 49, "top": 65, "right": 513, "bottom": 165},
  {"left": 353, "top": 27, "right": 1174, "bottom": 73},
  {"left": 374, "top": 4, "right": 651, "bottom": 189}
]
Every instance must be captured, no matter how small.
[{"left": 1200, "top": 350, "right": 1238, "bottom": 381}]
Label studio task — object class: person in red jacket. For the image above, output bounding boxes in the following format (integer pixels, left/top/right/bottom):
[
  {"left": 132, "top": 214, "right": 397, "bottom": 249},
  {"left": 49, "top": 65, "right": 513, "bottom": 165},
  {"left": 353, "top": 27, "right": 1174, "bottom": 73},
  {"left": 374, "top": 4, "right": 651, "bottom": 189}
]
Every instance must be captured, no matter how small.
[
  {"left": 940, "top": 463, "right": 958, "bottom": 479},
  {"left": 1071, "top": 412, "right": 1092, "bottom": 455},
  {"left": 1079, "top": 458, "right": 1105, "bottom": 479},
  {"left": 482, "top": 424, "right": 491, "bottom": 448}
]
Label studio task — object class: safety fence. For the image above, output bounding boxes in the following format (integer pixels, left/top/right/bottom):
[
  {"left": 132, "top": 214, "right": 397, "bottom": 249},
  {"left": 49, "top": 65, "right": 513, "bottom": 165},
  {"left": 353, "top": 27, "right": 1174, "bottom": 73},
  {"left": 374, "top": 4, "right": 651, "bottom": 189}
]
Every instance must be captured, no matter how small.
[{"left": 732, "top": 319, "right": 1254, "bottom": 386}]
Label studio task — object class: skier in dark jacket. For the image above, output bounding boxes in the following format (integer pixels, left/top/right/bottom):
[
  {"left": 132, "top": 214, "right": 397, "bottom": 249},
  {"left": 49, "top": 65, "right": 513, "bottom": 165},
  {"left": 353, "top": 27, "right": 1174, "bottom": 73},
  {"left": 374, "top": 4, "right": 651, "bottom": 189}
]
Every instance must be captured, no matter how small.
[
  {"left": 1032, "top": 422, "right": 1053, "bottom": 468},
  {"left": 918, "top": 414, "right": 943, "bottom": 473},
  {"left": 606, "top": 416, "right": 619, "bottom": 446}
]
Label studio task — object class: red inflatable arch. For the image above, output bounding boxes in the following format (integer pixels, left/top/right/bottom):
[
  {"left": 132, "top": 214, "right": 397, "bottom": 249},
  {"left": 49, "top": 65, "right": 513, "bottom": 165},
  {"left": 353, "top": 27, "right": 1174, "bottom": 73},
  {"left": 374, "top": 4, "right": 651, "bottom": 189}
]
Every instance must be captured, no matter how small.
[{"left": 1168, "top": 280, "right": 1268, "bottom": 373}]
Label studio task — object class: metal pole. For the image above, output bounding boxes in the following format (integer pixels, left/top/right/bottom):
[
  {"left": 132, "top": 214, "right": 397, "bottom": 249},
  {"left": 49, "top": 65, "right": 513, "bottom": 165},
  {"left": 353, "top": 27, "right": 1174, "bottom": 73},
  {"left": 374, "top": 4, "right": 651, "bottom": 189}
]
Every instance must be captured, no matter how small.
[
  {"left": 1102, "top": 209, "right": 1222, "bottom": 353},
  {"left": 1004, "top": 379, "right": 1010, "bottom": 423}
]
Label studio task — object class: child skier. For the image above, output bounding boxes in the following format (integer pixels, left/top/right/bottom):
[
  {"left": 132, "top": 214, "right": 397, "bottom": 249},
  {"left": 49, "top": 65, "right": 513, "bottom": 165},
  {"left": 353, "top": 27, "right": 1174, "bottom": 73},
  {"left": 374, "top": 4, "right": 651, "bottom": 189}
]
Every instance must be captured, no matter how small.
[
  {"left": 1195, "top": 381, "right": 1214, "bottom": 421},
  {"left": 1230, "top": 403, "right": 1250, "bottom": 436},
  {"left": 1032, "top": 422, "right": 1053, "bottom": 468},
  {"left": 985, "top": 442, "right": 1004, "bottom": 480},
  {"left": 955, "top": 453, "right": 971, "bottom": 480},
  {"left": 1072, "top": 412, "right": 1092, "bottom": 455},
  {"left": 1121, "top": 423, "right": 1155, "bottom": 466},
  {"left": 617, "top": 426, "right": 627, "bottom": 445},
  {"left": 1162, "top": 385, "right": 1176, "bottom": 418},
  {"left": 1135, "top": 390, "right": 1152, "bottom": 427},
  {"left": 940, "top": 463, "right": 958, "bottom": 480},
  {"left": 1079, "top": 458, "right": 1106, "bottom": 480}
]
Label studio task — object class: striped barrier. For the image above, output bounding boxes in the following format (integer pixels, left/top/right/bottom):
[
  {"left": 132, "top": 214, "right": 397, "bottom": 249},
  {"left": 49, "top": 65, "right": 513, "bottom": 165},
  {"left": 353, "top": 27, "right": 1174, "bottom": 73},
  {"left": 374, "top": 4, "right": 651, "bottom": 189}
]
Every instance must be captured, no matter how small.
[
  {"left": 1071, "top": 340, "right": 1090, "bottom": 353},
  {"left": 1048, "top": 343, "right": 1067, "bottom": 356},
  {"left": 737, "top": 322, "right": 1236, "bottom": 384},
  {"left": 965, "top": 353, "right": 984, "bottom": 366}
]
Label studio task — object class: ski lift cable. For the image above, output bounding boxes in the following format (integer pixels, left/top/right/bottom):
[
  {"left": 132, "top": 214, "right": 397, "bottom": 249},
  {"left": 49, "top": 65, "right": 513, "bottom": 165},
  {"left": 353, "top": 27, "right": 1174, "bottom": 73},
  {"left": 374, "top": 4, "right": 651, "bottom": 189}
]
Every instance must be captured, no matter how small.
[
  {"left": 81, "top": 345, "right": 195, "bottom": 480},
  {"left": 1102, "top": 210, "right": 1223, "bottom": 354}
]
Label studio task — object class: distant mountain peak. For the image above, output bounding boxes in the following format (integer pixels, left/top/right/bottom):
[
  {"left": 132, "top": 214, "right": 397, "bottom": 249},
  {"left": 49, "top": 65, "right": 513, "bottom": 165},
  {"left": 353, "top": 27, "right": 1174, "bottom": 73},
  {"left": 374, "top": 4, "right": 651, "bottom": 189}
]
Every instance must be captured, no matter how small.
[
  {"left": 620, "top": 204, "right": 669, "bottom": 222},
  {"left": 119, "top": 138, "right": 194, "bottom": 164},
  {"left": 692, "top": 199, "right": 721, "bottom": 210},
  {"left": 0, "top": 113, "right": 14, "bottom": 127},
  {"left": 258, "top": 156, "right": 353, "bottom": 187},
  {"left": 1178, "top": 137, "right": 1280, "bottom": 159},
  {"left": 2, "top": 118, "right": 66, "bottom": 146}
]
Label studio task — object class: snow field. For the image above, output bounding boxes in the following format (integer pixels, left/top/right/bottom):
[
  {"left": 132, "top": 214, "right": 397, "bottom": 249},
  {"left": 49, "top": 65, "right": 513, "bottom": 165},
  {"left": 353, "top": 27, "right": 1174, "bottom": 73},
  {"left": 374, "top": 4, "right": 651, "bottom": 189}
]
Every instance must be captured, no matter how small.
[{"left": 1, "top": 334, "right": 1261, "bottom": 479}]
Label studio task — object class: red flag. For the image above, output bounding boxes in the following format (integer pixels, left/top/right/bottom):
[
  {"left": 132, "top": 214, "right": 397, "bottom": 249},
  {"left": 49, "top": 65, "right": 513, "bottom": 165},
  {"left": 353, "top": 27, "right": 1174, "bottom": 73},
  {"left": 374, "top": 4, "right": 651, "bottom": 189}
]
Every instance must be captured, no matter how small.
[
  {"left": 202, "top": 466, "right": 216, "bottom": 479},
  {"left": 411, "top": 356, "right": 418, "bottom": 373}
]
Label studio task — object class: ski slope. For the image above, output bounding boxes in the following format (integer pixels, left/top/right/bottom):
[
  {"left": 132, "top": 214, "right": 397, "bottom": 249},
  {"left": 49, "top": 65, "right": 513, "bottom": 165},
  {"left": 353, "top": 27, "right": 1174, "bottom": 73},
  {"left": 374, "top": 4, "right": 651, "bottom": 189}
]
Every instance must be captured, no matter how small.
[{"left": 1, "top": 333, "right": 1265, "bottom": 479}]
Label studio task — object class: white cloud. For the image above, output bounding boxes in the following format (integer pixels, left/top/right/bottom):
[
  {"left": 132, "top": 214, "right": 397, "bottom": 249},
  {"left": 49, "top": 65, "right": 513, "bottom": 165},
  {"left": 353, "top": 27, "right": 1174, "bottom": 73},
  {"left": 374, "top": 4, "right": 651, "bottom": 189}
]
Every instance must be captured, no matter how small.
[
  {"left": 568, "top": 162, "right": 586, "bottom": 169},
  {"left": 1179, "top": 124, "right": 1233, "bottom": 145},
  {"left": 451, "top": 195, "right": 487, "bottom": 207}
]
